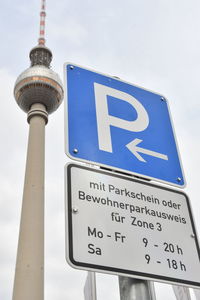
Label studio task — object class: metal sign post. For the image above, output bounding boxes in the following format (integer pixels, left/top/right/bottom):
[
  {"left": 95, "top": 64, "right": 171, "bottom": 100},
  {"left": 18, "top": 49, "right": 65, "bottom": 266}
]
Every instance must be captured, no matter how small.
[
  {"left": 84, "top": 272, "right": 97, "bottom": 300},
  {"left": 194, "top": 289, "right": 200, "bottom": 300},
  {"left": 172, "top": 285, "right": 191, "bottom": 300},
  {"left": 119, "top": 277, "right": 156, "bottom": 300}
]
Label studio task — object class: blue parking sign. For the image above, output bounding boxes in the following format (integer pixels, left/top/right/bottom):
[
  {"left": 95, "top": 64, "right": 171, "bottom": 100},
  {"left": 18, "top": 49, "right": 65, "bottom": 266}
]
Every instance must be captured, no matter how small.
[{"left": 64, "top": 63, "right": 185, "bottom": 187}]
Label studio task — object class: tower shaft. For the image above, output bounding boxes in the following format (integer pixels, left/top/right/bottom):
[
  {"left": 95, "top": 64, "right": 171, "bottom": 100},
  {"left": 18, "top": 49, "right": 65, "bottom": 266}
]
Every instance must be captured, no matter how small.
[{"left": 12, "top": 104, "right": 48, "bottom": 300}]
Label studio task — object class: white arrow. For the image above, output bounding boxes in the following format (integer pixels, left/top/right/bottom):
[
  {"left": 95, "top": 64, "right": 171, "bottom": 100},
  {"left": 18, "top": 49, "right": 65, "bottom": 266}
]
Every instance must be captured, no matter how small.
[{"left": 126, "top": 138, "right": 168, "bottom": 162}]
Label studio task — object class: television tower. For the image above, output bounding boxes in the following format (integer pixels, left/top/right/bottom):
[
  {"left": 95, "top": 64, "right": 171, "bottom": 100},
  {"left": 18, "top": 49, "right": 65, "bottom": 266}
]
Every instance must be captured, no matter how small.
[{"left": 12, "top": 1, "right": 63, "bottom": 299}]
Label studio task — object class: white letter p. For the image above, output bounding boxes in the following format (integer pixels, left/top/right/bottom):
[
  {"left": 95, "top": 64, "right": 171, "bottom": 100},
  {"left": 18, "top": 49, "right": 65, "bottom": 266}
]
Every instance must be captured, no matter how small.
[{"left": 94, "top": 82, "right": 149, "bottom": 153}]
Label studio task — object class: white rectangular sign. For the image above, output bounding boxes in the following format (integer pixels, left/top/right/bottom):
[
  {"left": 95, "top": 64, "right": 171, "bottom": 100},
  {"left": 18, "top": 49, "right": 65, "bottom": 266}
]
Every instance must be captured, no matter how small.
[{"left": 65, "top": 164, "right": 200, "bottom": 288}]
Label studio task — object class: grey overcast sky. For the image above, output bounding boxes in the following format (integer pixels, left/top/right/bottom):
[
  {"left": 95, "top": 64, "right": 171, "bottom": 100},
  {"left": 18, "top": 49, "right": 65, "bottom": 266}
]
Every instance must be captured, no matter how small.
[{"left": 0, "top": 0, "right": 199, "bottom": 299}]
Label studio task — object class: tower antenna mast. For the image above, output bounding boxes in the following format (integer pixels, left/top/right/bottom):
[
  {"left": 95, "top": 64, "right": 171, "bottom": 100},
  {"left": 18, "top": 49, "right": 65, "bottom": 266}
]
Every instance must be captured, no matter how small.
[{"left": 38, "top": 0, "right": 46, "bottom": 46}]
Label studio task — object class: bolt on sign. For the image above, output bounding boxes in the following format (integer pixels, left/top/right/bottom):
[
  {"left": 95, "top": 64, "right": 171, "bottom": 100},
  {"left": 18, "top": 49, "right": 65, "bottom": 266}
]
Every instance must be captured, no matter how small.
[{"left": 65, "top": 164, "right": 200, "bottom": 288}]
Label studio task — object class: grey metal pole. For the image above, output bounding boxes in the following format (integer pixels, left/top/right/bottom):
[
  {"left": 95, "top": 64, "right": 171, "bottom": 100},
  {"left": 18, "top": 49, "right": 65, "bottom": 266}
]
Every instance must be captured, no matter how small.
[
  {"left": 12, "top": 103, "right": 48, "bottom": 300},
  {"left": 84, "top": 272, "right": 97, "bottom": 300},
  {"left": 119, "top": 277, "right": 156, "bottom": 300}
]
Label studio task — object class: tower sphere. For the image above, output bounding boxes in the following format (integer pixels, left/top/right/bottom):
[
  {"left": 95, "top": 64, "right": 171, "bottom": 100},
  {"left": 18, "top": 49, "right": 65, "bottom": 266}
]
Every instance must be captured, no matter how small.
[{"left": 14, "top": 45, "right": 64, "bottom": 114}]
